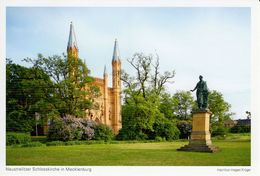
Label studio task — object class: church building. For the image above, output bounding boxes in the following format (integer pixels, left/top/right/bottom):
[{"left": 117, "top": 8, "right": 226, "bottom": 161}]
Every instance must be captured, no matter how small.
[{"left": 67, "top": 22, "right": 122, "bottom": 133}]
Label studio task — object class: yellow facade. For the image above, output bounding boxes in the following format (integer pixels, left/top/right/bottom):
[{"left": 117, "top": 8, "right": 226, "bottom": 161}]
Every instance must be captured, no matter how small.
[
  {"left": 67, "top": 23, "right": 122, "bottom": 134},
  {"left": 190, "top": 111, "right": 212, "bottom": 144}
]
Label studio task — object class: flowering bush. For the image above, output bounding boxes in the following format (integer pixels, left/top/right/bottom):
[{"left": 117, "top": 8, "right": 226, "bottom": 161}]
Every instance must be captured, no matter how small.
[{"left": 47, "top": 115, "right": 96, "bottom": 141}]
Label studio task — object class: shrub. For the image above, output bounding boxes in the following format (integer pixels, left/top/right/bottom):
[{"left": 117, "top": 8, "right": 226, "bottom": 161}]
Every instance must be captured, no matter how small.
[
  {"left": 47, "top": 116, "right": 95, "bottom": 141},
  {"left": 116, "top": 128, "right": 128, "bottom": 140},
  {"left": 177, "top": 120, "right": 192, "bottom": 139},
  {"left": 109, "top": 140, "right": 120, "bottom": 144},
  {"left": 155, "top": 136, "right": 166, "bottom": 142},
  {"left": 64, "top": 141, "right": 94, "bottom": 145},
  {"left": 6, "top": 110, "right": 34, "bottom": 133},
  {"left": 134, "top": 132, "right": 149, "bottom": 140},
  {"left": 31, "top": 136, "right": 47, "bottom": 143},
  {"left": 212, "top": 135, "right": 226, "bottom": 140},
  {"left": 47, "top": 119, "right": 70, "bottom": 141},
  {"left": 65, "top": 141, "right": 82, "bottom": 145},
  {"left": 46, "top": 140, "right": 90, "bottom": 146},
  {"left": 6, "top": 132, "right": 31, "bottom": 145},
  {"left": 230, "top": 125, "right": 250, "bottom": 133},
  {"left": 90, "top": 140, "right": 105, "bottom": 144},
  {"left": 93, "top": 124, "right": 114, "bottom": 141},
  {"left": 46, "top": 141, "right": 64, "bottom": 146},
  {"left": 153, "top": 118, "right": 180, "bottom": 140},
  {"left": 21, "top": 142, "right": 45, "bottom": 147},
  {"left": 116, "top": 128, "right": 148, "bottom": 140},
  {"left": 212, "top": 126, "right": 228, "bottom": 137}
]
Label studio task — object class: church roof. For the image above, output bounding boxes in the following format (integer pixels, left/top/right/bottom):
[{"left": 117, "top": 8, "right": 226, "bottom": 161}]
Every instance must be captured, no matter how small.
[
  {"left": 112, "top": 39, "right": 120, "bottom": 61},
  {"left": 67, "top": 22, "right": 78, "bottom": 50}
]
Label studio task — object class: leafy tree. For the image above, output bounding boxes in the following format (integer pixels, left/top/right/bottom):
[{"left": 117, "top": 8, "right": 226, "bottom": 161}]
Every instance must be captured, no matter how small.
[
  {"left": 6, "top": 110, "right": 33, "bottom": 133},
  {"left": 177, "top": 120, "right": 192, "bottom": 139},
  {"left": 160, "top": 91, "right": 194, "bottom": 139},
  {"left": 208, "top": 90, "right": 234, "bottom": 133},
  {"left": 118, "top": 53, "right": 178, "bottom": 140},
  {"left": 6, "top": 59, "right": 52, "bottom": 132},
  {"left": 172, "top": 91, "right": 195, "bottom": 120},
  {"left": 7, "top": 54, "right": 99, "bottom": 133},
  {"left": 159, "top": 93, "right": 175, "bottom": 119},
  {"left": 118, "top": 94, "right": 162, "bottom": 140},
  {"left": 152, "top": 117, "right": 180, "bottom": 140},
  {"left": 24, "top": 54, "right": 100, "bottom": 118}
]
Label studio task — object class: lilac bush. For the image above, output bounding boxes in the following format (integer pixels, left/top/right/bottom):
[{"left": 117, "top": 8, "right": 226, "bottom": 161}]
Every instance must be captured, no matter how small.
[{"left": 47, "top": 115, "right": 96, "bottom": 141}]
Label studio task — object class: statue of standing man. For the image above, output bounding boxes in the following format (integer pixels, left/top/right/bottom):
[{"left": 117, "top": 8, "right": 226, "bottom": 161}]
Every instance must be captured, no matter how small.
[{"left": 190, "top": 75, "right": 209, "bottom": 110}]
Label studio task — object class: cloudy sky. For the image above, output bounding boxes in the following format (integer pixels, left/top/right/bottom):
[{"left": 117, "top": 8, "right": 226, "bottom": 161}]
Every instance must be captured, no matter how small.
[{"left": 6, "top": 7, "right": 250, "bottom": 119}]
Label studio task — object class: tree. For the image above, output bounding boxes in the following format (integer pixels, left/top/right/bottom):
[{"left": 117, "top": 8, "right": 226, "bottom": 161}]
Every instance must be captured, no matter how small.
[
  {"left": 7, "top": 54, "right": 100, "bottom": 133},
  {"left": 159, "top": 93, "right": 175, "bottom": 119},
  {"left": 172, "top": 91, "right": 195, "bottom": 120},
  {"left": 121, "top": 53, "right": 175, "bottom": 101},
  {"left": 152, "top": 117, "right": 180, "bottom": 140},
  {"left": 118, "top": 94, "right": 160, "bottom": 140},
  {"left": 118, "top": 53, "right": 179, "bottom": 140},
  {"left": 24, "top": 54, "right": 100, "bottom": 118},
  {"left": 208, "top": 90, "right": 234, "bottom": 133},
  {"left": 6, "top": 59, "right": 52, "bottom": 132}
]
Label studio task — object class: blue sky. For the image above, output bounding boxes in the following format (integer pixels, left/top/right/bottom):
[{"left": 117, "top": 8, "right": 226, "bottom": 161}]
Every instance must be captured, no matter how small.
[{"left": 6, "top": 7, "right": 250, "bottom": 119}]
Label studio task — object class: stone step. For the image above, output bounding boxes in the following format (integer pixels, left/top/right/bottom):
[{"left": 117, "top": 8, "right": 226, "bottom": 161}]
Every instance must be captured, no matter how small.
[{"left": 177, "top": 144, "right": 219, "bottom": 153}]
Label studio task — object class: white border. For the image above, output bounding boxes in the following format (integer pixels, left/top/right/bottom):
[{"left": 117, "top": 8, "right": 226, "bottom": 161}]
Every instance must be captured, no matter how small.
[
  {"left": 3, "top": 0, "right": 257, "bottom": 7},
  {"left": 1, "top": 0, "right": 259, "bottom": 176},
  {"left": 251, "top": 0, "right": 260, "bottom": 172}
]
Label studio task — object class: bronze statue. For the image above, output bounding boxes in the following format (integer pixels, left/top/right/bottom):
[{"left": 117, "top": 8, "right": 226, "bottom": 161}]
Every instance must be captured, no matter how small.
[{"left": 190, "top": 75, "right": 209, "bottom": 110}]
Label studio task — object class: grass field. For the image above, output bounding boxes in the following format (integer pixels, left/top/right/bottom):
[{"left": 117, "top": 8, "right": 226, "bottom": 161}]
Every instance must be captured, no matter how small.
[{"left": 6, "top": 134, "right": 250, "bottom": 166}]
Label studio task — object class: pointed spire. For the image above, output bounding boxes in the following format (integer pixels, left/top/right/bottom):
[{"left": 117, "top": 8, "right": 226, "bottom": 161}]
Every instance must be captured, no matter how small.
[
  {"left": 112, "top": 39, "right": 120, "bottom": 61},
  {"left": 67, "top": 22, "right": 78, "bottom": 50},
  {"left": 103, "top": 65, "right": 107, "bottom": 76}
]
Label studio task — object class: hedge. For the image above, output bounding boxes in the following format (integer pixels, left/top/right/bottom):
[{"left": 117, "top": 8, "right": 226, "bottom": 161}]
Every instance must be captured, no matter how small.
[{"left": 6, "top": 132, "right": 31, "bottom": 145}]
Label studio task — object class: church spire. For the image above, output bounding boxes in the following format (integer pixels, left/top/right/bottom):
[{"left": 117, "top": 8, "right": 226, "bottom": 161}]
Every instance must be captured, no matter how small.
[
  {"left": 67, "top": 22, "right": 79, "bottom": 78},
  {"left": 103, "top": 65, "right": 107, "bottom": 76},
  {"left": 111, "top": 38, "right": 122, "bottom": 133},
  {"left": 112, "top": 39, "right": 120, "bottom": 61},
  {"left": 67, "top": 22, "right": 78, "bottom": 54}
]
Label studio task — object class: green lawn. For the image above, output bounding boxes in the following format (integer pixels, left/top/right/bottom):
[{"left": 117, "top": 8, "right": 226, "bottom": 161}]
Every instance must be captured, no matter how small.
[{"left": 6, "top": 136, "right": 250, "bottom": 166}]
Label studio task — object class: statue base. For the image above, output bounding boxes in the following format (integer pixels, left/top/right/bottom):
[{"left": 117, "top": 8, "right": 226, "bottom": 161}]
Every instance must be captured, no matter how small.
[{"left": 177, "top": 110, "right": 219, "bottom": 153}]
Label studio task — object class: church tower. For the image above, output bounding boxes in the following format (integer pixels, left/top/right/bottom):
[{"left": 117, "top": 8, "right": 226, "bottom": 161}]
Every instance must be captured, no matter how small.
[
  {"left": 64, "top": 22, "right": 122, "bottom": 133},
  {"left": 103, "top": 65, "right": 109, "bottom": 125},
  {"left": 67, "top": 22, "right": 78, "bottom": 77},
  {"left": 112, "top": 39, "right": 122, "bottom": 133}
]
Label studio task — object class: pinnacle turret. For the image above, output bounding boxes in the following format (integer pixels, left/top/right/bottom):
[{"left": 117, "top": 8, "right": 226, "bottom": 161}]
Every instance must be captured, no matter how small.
[
  {"left": 103, "top": 65, "right": 107, "bottom": 76},
  {"left": 112, "top": 39, "right": 120, "bottom": 62},
  {"left": 67, "top": 22, "right": 78, "bottom": 51}
]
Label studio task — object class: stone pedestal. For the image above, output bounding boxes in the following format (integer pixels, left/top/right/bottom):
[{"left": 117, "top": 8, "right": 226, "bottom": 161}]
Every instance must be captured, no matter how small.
[{"left": 177, "top": 110, "right": 219, "bottom": 153}]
